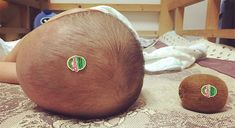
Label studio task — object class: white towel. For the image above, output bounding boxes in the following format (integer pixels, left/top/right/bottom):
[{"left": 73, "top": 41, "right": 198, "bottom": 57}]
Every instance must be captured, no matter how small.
[{"left": 144, "top": 43, "right": 208, "bottom": 72}]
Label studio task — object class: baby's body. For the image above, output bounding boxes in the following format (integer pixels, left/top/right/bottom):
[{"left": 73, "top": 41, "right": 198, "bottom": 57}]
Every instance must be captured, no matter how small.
[{"left": 0, "top": 7, "right": 144, "bottom": 119}]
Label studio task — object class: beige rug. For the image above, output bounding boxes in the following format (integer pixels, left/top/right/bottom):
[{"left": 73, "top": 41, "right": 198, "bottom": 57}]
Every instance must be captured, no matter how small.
[{"left": 1, "top": 63, "right": 235, "bottom": 128}]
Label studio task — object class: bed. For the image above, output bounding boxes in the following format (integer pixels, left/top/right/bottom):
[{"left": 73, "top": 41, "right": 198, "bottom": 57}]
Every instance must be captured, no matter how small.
[{"left": 1, "top": 0, "right": 235, "bottom": 127}]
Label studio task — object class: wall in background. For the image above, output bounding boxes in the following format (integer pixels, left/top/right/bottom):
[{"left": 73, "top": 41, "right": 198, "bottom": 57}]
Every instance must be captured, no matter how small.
[
  {"left": 51, "top": 0, "right": 208, "bottom": 34},
  {"left": 122, "top": 12, "right": 159, "bottom": 31},
  {"left": 184, "top": 1, "right": 207, "bottom": 30}
]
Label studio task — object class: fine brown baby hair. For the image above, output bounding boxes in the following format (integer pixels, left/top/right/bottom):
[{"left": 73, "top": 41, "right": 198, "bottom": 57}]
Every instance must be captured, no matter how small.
[{"left": 16, "top": 10, "right": 144, "bottom": 119}]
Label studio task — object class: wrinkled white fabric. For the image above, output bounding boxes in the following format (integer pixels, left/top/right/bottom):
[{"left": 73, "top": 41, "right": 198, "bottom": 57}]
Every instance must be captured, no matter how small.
[
  {"left": 144, "top": 43, "right": 208, "bottom": 72},
  {"left": 0, "top": 38, "right": 20, "bottom": 55}
]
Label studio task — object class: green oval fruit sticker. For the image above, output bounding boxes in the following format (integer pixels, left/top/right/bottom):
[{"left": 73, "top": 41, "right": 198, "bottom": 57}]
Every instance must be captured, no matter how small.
[
  {"left": 201, "top": 84, "right": 217, "bottom": 98},
  {"left": 67, "top": 55, "right": 86, "bottom": 72}
]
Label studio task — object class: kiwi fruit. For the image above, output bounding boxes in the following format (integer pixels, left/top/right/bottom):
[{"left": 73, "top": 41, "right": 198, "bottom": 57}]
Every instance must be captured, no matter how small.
[{"left": 179, "top": 74, "right": 228, "bottom": 113}]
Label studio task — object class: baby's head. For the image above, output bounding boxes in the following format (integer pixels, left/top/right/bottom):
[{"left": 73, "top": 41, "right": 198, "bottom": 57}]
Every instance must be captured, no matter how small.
[{"left": 16, "top": 9, "right": 144, "bottom": 119}]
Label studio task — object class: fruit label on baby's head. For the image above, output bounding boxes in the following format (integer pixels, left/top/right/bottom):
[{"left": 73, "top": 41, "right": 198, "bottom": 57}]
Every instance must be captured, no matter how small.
[
  {"left": 201, "top": 84, "right": 217, "bottom": 98},
  {"left": 67, "top": 55, "right": 86, "bottom": 72}
]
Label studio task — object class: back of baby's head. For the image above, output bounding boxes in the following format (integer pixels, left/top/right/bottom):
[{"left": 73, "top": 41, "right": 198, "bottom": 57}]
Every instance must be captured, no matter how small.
[{"left": 16, "top": 10, "right": 144, "bottom": 119}]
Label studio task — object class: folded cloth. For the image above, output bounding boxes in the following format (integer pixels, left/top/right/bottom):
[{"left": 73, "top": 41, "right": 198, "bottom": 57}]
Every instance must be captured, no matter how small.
[
  {"left": 144, "top": 43, "right": 208, "bottom": 72},
  {"left": 0, "top": 38, "right": 20, "bottom": 55}
]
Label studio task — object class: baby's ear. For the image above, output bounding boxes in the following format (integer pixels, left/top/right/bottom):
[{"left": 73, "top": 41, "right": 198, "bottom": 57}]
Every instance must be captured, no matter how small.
[{"left": 48, "top": 8, "right": 88, "bottom": 22}]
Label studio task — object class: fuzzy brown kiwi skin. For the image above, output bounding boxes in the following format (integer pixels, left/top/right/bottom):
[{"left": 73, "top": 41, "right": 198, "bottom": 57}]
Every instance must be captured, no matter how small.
[{"left": 179, "top": 74, "right": 228, "bottom": 113}]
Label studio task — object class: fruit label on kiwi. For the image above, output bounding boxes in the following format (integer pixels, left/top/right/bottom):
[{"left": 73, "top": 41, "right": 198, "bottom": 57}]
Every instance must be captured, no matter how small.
[
  {"left": 67, "top": 55, "right": 86, "bottom": 72},
  {"left": 201, "top": 84, "right": 217, "bottom": 98}
]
